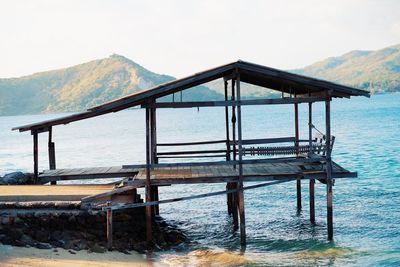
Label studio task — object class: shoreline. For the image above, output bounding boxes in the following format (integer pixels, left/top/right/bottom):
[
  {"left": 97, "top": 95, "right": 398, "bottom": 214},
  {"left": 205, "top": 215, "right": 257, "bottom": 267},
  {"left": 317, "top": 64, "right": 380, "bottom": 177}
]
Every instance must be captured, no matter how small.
[{"left": 0, "top": 244, "right": 152, "bottom": 267}]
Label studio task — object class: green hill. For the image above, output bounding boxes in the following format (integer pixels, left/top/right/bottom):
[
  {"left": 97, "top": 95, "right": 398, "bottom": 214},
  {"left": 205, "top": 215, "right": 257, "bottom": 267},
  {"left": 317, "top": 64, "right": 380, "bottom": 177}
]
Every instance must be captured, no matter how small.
[
  {"left": 0, "top": 54, "right": 222, "bottom": 115},
  {"left": 292, "top": 44, "right": 400, "bottom": 94}
]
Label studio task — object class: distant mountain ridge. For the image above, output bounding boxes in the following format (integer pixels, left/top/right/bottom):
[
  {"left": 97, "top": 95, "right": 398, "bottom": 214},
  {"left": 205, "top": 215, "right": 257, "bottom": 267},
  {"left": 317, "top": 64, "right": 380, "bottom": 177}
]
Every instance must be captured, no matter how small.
[
  {"left": 0, "top": 54, "right": 221, "bottom": 115},
  {"left": 0, "top": 44, "right": 399, "bottom": 116},
  {"left": 292, "top": 44, "right": 400, "bottom": 94}
]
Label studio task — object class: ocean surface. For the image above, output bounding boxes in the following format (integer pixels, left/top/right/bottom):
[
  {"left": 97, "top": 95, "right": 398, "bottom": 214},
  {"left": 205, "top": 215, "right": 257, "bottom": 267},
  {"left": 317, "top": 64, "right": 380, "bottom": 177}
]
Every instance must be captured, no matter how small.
[{"left": 0, "top": 94, "right": 399, "bottom": 266}]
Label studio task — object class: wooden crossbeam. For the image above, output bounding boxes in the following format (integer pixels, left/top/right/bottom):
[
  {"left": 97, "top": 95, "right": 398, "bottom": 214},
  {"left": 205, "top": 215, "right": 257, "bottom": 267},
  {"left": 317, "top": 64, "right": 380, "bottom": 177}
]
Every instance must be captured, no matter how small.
[
  {"left": 122, "top": 156, "right": 325, "bottom": 169},
  {"left": 143, "top": 97, "right": 326, "bottom": 109},
  {"left": 103, "top": 179, "right": 293, "bottom": 211}
]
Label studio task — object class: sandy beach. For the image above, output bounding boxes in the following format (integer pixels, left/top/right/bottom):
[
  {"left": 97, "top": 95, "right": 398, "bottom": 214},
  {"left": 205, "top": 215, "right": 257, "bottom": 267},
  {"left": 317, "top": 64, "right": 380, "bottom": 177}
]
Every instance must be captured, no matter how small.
[{"left": 0, "top": 244, "right": 152, "bottom": 267}]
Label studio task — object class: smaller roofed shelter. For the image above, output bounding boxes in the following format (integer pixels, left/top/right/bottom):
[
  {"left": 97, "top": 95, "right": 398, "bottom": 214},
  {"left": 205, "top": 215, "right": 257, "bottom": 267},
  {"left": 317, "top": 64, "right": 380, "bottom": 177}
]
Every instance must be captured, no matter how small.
[{"left": 12, "top": 60, "right": 369, "bottom": 245}]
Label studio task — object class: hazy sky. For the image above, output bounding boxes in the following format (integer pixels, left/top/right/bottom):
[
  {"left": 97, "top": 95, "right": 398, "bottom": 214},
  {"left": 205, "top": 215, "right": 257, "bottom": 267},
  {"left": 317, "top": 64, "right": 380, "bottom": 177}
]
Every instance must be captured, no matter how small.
[{"left": 1, "top": 0, "right": 400, "bottom": 78}]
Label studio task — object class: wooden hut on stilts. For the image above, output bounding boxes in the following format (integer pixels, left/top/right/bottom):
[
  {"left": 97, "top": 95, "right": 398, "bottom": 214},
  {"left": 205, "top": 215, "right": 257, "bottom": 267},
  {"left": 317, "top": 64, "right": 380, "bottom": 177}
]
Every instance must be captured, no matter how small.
[{"left": 11, "top": 60, "right": 369, "bottom": 247}]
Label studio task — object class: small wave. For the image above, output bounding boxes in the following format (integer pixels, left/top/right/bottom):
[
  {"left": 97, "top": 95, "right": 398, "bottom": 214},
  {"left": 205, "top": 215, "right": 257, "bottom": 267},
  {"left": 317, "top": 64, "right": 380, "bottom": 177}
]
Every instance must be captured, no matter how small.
[{"left": 160, "top": 249, "right": 253, "bottom": 266}]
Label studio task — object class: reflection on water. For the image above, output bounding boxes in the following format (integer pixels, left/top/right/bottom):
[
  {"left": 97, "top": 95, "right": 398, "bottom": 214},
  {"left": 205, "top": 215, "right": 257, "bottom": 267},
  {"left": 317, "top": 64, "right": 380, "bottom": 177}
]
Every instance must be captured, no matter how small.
[{"left": 1, "top": 94, "right": 400, "bottom": 266}]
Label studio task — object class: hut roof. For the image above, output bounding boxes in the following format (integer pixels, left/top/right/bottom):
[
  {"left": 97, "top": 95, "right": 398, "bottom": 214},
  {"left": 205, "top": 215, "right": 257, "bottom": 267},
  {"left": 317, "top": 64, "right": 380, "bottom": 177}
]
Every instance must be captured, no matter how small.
[{"left": 13, "top": 60, "right": 369, "bottom": 132}]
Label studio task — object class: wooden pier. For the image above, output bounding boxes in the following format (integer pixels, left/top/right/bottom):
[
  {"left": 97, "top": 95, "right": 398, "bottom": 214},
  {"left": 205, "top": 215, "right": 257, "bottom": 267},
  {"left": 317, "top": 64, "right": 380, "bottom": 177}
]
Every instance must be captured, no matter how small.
[{"left": 11, "top": 60, "right": 369, "bottom": 248}]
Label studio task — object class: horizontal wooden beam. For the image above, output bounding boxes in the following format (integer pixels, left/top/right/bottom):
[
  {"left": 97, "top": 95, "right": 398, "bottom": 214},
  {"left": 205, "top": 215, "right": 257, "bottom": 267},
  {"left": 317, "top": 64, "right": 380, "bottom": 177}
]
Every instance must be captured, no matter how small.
[
  {"left": 157, "top": 139, "right": 226, "bottom": 146},
  {"left": 127, "top": 172, "right": 357, "bottom": 186},
  {"left": 158, "top": 155, "right": 226, "bottom": 159},
  {"left": 231, "top": 137, "right": 296, "bottom": 145},
  {"left": 157, "top": 149, "right": 226, "bottom": 156},
  {"left": 143, "top": 97, "right": 326, "bottom": 109},
  {"left": 122, "top": 156, "right": 325, "bottom": 169}
]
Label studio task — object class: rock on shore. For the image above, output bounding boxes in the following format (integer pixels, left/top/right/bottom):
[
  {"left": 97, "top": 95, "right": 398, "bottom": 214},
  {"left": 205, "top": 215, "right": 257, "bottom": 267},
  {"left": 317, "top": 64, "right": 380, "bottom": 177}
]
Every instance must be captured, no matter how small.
[
  {"left": 0, "top": 172, "right": 34, "bottom": 185},
  {"left": 0, "top": 208, "right": 187, "bottom": 253}
]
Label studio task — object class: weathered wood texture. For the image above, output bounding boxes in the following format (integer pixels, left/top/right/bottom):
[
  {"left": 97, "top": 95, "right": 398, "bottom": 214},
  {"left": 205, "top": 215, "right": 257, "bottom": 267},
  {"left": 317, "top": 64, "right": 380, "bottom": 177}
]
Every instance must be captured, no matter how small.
[
  {"left": 0, "top": 185, "right": 116, "bottom": 202},
  {"left": 37, "top": 160, "right": 356, "bottom": 186},
  {"left": 38, "top": 166, "right": 137, "bottom": 183}
]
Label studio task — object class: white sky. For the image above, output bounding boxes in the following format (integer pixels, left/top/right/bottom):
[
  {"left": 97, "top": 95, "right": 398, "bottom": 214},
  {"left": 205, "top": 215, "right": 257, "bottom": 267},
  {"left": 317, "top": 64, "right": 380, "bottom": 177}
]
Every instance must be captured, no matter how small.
[{"left": 1, "top": 0, "right": 400, "bottom": 78}]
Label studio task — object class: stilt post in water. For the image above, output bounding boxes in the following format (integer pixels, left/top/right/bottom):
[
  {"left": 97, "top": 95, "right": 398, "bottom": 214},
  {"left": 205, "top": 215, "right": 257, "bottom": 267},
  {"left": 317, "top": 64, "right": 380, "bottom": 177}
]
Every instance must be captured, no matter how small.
[
  {"left": 145, "top": 106, "right": 152, "bottom": 242},
  {"left": 150, "top": 106, "right": 159, "bottom": 215},
  {"left": 308, "top": 102, "right": 315, "bottom": 223},
  {"left": 224, "top": 80, "right": 233, "bottom": 216},
  {"left": 32, "top": 130, "right": 38, "bottom": 184},
  {"left": 106, "top": 201, "right": 113, "bottom": 249},
  {"left": 325, "top": 94, "right": 333, "bottom": 240},
  {"left": 48, "top": 127, "right": 57, "bottom": 185},
  {"left": 231, "top": 78, "right": 239, "bottom": 227},
  {"left": 236, "top": 72, "right": 246, "bottom": 246},
  {"left": 294, "top": 99, "right": 301, "bottom": 210}
]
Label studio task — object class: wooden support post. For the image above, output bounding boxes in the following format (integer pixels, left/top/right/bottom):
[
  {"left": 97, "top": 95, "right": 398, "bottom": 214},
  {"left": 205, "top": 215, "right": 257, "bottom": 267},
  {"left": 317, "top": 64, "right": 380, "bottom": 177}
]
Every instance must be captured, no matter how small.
[
  {"left": 294, "top": 101, "right": 301, "bottom": 211},
  {"left": 224, "top": 80, "right": 231, "bottom": 161},
  {"left": 308, "top": 102, "right": 315, "bottom": 224},
  {"left": 231, "top": 79, "right": 236, "bottom": 167},
  {"left": 325, "top": 96, "right": 333, "bottom": 240},
  {"left": 150, "top": 106, "right": 159, "bottom": 215},
  {"left": 145, "top": 107, "right": 152, "bottom": 242},
  {"left": 309, "top": 178, "right": 315, "bottom": 224},
  {"left": 236, "top": 74, "right": 246, "bottom": 246},
  {"left": 227, "top": 183, "right": 232, "bottom": 215},
  {"left": 150, "top": 107, "right": 158, "bottom": 164},
  {"left": 224, "top": 80, "right": 234, "bottom": 216},
  {"left": 48, "top": 127, "right": 57, "bottom": 185},
  {"left": 231, "top": 182, "right": 239, "bottom": 228},
  {"left": 106, "top": 201, "right": 113, "bottom": 249},
  {"left": 153, "top": 186, "right": 159, "bottom": 215},
  {"left": 308, "top": 102, "right": 313, "bottom": 154},
  {"left": 32, "top": 130, "right": 38, "bottom": 184}
]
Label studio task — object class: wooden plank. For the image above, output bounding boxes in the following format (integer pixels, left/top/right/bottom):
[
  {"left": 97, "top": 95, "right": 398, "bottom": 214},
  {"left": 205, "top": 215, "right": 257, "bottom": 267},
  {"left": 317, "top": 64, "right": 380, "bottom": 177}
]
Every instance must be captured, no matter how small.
[
  {"left": 39, "top": 171, "right": 138, "bottom": 183},
  {"left": 0, "top": 185, "right": 115, "bottom": 202}
]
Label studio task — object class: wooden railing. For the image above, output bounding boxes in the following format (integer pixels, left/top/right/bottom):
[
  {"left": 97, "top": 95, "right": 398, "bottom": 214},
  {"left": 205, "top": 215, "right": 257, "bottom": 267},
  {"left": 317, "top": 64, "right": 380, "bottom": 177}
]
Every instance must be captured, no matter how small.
[{"left": 156, "top": 135, "right": 335, "bottom": 161}]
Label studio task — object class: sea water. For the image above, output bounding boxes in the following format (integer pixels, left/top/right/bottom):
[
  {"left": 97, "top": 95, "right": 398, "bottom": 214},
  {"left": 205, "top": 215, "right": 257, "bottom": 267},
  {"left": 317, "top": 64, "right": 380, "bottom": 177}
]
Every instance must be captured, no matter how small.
[{"left": 0, "top": 94, "right": 399, "bottom": 266}]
